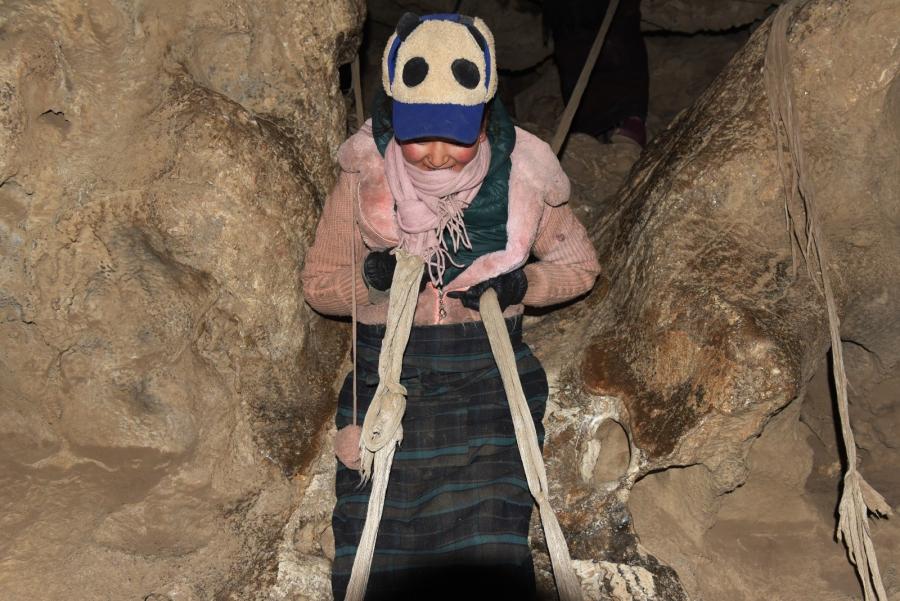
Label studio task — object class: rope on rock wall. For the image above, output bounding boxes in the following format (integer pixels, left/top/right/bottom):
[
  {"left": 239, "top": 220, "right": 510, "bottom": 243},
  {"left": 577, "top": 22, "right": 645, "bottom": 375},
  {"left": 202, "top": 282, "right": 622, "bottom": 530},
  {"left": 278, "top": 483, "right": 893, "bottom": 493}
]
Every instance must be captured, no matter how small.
[
  {"left": 763, "top": 4, "right": 892, "bottom": 600},
  {"left": 550, "top": 0, "right": 621, "bottom": 155}
]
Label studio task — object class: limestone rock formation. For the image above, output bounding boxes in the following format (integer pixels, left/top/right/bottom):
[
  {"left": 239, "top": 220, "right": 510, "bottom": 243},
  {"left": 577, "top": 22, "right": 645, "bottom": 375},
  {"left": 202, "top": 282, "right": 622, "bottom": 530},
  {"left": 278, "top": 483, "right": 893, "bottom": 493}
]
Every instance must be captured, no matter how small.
[{"left": 0, "top": 0, "right": 362, "bottom": 599}]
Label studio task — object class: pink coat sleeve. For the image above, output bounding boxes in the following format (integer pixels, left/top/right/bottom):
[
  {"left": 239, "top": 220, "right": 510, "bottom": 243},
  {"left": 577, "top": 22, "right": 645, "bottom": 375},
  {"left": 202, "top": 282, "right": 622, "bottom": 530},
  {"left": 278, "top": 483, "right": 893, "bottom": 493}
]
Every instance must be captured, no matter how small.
[
  {"left": 522, "top": 203, "right": 601, "bottom": 307},
  {"left": 300, "top": 171, "right": 372, "bottom": 316}
]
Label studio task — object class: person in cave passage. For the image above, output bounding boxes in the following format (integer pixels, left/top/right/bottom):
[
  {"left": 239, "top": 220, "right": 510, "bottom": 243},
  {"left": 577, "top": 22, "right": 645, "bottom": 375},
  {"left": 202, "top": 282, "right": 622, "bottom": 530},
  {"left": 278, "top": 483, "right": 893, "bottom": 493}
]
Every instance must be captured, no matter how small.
[
  {"left": 544, "top": 0, "right": 650, "bottom": 148},
  {"left": 301, "top": 12, "right": 600, "bottom": 601}
]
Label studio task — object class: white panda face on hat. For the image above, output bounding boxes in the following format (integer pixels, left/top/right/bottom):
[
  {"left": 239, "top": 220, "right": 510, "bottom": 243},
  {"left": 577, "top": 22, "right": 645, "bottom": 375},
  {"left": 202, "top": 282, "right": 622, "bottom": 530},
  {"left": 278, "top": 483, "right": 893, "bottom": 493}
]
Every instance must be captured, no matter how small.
[{"left": 382, "top": 16, "right": 498, "bottom": 107}]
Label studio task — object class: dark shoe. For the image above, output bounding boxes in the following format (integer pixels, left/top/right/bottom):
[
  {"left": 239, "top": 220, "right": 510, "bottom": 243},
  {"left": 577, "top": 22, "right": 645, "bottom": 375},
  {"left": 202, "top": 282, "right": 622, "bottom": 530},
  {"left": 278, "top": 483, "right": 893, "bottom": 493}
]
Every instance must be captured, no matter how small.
[{"left": 608, "top": 116, "right": 647, "bottom": 148}]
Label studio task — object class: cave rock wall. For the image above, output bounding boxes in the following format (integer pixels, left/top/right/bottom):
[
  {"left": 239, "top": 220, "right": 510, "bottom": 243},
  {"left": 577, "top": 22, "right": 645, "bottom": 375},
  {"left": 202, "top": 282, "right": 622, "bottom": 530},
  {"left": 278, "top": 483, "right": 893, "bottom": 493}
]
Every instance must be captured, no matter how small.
[{"left": 0, "top": 1, "right": 363, "bottom": 599}]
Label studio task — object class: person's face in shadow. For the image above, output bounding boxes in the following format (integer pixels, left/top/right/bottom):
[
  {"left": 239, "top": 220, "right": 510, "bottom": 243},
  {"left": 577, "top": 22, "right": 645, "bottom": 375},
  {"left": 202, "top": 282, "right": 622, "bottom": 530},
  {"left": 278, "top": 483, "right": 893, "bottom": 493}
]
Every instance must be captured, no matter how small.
[{"left": 398, "top": 128, "right": 487, "bottom": 172}]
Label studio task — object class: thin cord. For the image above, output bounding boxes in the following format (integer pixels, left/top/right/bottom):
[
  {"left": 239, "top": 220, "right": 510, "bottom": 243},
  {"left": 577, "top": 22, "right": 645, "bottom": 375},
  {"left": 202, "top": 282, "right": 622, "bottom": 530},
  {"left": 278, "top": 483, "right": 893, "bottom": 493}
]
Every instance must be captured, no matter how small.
[
  {"left": 349, "top": 178, "right": 359, "bottom": 427},
  {"left": 349, "top": 54, "right": 364, "bottom": 424}
]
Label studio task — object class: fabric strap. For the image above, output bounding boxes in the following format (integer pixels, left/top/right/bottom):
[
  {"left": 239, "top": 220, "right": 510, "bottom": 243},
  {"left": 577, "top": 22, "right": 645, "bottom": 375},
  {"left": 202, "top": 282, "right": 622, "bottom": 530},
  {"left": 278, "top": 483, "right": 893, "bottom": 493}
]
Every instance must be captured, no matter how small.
[
  {"left": 343, "top": 254, "right": 583, "bottom": 601},
  {"left": 345, "top": 251, "right": 424, "bottom": 601},
  {"left": 479, "top": 288, "right": 583, "bottom": 601}
]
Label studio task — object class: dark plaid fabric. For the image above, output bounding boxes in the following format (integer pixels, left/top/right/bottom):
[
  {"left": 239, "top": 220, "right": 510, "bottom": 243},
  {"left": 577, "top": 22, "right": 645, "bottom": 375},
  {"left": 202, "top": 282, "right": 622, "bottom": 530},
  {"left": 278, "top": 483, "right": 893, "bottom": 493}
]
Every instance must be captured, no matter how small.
[{"left": 331, "top": 316, "right": 548, "bottom": 601}]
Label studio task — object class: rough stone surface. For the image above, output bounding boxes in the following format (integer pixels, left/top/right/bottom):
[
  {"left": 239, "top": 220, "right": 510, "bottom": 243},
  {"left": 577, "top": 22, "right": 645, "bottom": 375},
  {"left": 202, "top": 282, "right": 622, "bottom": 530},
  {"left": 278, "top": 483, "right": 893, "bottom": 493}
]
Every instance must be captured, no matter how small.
[
  {"left": 641, "top": 0, "right": 780, "bottom": 33},
  {"left": 270, "top": 429, "right": 340, "bottom": 601},
  {"left": 0, "top": 0, "right": 361, "bottom": 599},
  {"left": 575, "top": 0, "right": 899, "bottom": 477},
  {"left": 645, "top": 33, "right": 749, "bottom": 136}
]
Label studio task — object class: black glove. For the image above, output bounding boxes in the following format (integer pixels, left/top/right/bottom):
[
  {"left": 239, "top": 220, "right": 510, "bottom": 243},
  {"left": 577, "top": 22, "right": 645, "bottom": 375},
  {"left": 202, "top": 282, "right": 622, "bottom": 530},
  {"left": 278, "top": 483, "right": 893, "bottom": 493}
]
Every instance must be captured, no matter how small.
[
  {"left": 362, "top": 250, "right": 396, "bottom": 291},
  {"left": 446, "top": 268, "right": 528, "bottom": 312}
]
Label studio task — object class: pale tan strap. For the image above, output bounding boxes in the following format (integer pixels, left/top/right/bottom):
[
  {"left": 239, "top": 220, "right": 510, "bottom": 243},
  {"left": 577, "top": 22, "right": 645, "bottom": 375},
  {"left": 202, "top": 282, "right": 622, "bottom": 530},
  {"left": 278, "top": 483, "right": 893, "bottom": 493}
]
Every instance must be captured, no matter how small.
[
  {"left": 479, "top": 289, "right": 583, "bottom": 601},
  {"left": 345, "top": 251, "right": 424, "bottom": 601},
  {"left": 344, "top": 433, "right": 397, "bottom": 601},
  {"left": 550, "top": 0, "right": 621, "bottom": 155}
]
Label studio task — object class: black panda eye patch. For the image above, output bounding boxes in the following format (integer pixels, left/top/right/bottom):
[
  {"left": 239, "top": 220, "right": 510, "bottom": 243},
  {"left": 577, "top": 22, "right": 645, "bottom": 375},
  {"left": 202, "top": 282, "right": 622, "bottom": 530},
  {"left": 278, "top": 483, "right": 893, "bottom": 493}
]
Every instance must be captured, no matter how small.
[
  {"left": 451, "top": 58, "right": 480, "bottom": 89},
  {"left": 403, "top": 57, "right": 429, "bottom": 87}
]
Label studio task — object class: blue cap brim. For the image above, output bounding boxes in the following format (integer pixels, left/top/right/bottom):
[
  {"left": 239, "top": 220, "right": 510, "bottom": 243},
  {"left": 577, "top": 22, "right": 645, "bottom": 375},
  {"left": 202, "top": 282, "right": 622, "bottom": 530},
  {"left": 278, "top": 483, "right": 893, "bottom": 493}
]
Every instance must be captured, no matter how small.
[{"left": 392, "top": 102, "right": 485, "bottom": 145}]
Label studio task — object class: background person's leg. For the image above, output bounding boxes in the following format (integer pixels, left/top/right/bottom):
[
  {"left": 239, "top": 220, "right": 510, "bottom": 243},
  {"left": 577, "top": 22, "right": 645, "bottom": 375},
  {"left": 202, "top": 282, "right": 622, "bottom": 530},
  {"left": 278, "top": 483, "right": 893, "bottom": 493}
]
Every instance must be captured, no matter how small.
[{"left": 545, "top": 0, "right": 649, "bottom": 143}]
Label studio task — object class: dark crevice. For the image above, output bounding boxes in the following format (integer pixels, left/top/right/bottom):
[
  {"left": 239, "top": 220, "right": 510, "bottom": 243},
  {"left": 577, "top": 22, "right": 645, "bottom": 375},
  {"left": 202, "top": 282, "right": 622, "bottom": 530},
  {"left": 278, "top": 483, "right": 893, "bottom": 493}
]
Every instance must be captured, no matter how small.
[
  {"left": 38, "top": 109, "right": 72, "bottom": 135},
  {"left": 640, "top": 8, "right": 779, "bottom": 37}
]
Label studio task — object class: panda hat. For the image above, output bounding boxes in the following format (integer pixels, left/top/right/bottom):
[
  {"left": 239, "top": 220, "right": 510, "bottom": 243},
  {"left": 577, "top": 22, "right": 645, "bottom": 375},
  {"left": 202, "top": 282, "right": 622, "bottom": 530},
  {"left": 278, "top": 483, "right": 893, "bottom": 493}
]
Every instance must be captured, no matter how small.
[{"left": 382, "top": 13, "right": 498, "bottom": 145}]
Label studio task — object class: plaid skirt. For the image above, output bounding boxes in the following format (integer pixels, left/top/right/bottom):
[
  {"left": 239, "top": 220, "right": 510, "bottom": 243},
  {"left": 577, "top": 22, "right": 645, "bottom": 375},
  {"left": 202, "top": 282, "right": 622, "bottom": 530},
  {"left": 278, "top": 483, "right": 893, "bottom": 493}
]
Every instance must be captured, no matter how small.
[{"left": 331, "top": 316, "right": 548, "bottom": 601}]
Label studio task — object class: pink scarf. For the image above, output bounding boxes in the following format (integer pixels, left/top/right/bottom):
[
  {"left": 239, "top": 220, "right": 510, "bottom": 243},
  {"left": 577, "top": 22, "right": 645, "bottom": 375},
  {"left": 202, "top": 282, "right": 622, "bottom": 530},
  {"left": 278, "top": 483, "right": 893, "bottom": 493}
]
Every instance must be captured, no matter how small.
[{"left": 384, "top": 138, "right": 491, "bottom": 286}]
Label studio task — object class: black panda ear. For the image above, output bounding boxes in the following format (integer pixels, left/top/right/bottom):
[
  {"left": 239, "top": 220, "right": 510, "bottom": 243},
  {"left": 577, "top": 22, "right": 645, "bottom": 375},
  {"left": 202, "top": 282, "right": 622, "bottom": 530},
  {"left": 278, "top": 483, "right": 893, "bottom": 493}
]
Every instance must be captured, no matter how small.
[
  {"left": 464, "top": 24, "right": 488, "bottom": 53},
  {"left": 396, "top": 12, "right": 421, "bottom": 41}
]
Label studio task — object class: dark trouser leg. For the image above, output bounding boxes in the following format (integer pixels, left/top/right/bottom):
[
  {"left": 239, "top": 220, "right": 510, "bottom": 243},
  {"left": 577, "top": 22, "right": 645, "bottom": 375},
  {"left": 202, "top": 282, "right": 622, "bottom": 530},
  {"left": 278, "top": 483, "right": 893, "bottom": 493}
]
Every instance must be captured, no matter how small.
[{"left": 546, "top": 0, "right": 649, "bottom": 137}]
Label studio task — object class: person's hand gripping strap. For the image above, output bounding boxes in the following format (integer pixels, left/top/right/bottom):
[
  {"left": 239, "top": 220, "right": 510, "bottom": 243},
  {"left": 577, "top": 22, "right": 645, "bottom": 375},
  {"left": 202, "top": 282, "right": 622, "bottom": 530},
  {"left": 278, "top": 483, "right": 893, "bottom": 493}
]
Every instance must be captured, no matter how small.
[
  {"left": 362, "top": 249, "right": 397, "bottom": 291},
  {"left": 446, "top": 267, "right": 527, "bottom": 311}
]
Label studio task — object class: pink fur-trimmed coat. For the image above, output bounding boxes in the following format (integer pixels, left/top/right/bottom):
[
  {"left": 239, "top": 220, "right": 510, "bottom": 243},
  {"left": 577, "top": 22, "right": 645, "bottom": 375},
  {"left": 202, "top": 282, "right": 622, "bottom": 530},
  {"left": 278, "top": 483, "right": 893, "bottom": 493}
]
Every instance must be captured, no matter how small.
[{"left": 301, "top": 122, "right": 600, "bottom": 326}]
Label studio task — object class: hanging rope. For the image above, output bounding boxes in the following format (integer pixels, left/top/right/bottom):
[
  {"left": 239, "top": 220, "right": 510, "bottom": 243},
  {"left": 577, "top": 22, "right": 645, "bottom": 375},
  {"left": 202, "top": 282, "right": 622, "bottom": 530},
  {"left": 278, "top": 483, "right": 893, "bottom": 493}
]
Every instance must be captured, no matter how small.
[
  {"left": 550, "top": 0, "right": 621, "bottom": 155},
  {"left": 480, "top": 289, "right": 583, "bottom": 601},
  {"left": 344, "top": 251, "right": 424, "bottom": 601},
  {"left": 763, "top": 4, "right": 892, "bottom": 600}
]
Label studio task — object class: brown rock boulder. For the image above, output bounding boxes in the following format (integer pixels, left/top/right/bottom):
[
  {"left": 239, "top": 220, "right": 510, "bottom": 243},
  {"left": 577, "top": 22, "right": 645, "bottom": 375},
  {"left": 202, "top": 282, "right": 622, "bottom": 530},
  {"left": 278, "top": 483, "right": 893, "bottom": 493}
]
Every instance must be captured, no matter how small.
[{"left": 0, "top": 0, "right": 361, "bottom": 599}]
